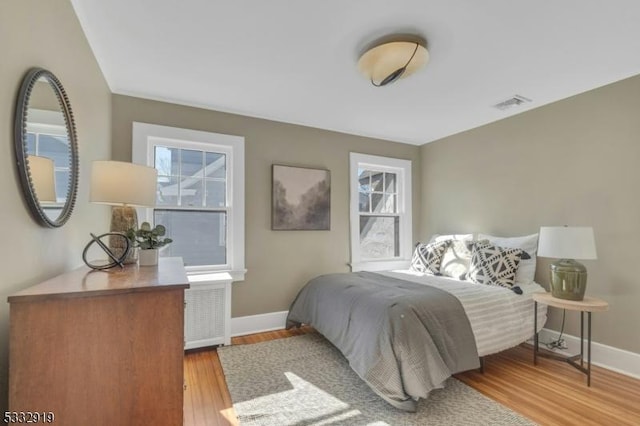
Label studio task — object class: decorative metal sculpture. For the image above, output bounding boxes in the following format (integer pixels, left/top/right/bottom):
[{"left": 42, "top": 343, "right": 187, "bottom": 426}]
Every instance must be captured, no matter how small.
[{"left": 82, "top": 232, "right": 131, "bottom": 270}]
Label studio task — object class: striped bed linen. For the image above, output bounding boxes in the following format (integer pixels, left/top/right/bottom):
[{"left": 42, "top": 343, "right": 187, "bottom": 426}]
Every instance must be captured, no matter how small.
[{"left": 378, "top": 270, "right": 547, "bottom": 357}]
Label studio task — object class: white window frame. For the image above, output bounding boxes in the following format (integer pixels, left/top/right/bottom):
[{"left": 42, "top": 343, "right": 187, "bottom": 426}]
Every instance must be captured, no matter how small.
[
  {"left": 349, "top": 152, "right": 412, "bottom": 272},
  {"left": 132, "top": 122, "right": 245, "bottom": 281}
]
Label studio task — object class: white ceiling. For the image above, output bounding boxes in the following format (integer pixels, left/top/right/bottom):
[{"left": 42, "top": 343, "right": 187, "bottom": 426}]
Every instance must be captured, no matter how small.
[{"left": 71, "top": 0, "right": 640, "bottom": 146}]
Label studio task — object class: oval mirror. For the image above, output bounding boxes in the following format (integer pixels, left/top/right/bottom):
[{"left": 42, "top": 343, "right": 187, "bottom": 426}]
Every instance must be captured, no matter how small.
[{"left": 14, "top": 68, "right": 79, "bottom": 227}]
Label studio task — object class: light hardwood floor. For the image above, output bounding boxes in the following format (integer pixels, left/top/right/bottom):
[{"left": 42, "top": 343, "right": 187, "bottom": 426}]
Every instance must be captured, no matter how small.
[{"left": 184, "top": 327, "right": 640, "bottom": 426}]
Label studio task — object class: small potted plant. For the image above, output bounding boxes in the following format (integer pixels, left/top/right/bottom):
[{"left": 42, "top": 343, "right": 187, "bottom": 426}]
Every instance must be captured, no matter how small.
[{"left": 126, "top": 222, "right": 173, "bottom": 266}]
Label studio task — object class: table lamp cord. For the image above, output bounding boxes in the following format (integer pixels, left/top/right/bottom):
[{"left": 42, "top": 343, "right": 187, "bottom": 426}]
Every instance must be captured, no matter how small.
[{"left": 545, "top": 309, "right": 567, "bottom": 350}]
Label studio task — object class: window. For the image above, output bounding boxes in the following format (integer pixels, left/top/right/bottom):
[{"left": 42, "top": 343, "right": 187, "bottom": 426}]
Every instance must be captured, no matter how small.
[
  {"left": 132, "top": 123, "right": 245, "bottom": 279},
  {"left": 349, "top": 153, "right": 412, "bottom": 271}
]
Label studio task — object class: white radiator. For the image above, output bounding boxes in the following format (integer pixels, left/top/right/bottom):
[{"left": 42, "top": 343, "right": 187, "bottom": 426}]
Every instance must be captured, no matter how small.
[{"left": 184, "top": 278, "right": 231, "bottom": 349}]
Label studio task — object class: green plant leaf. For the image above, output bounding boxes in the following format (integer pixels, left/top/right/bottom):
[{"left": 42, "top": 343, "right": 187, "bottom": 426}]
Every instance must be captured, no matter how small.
[
  {"left": 127, "top": 222, "right": 173, "bottom": 249},
  {"left": 155, "top": 225, "right": 166, "bottom": 236},
  {"left": 125, "top": 229, "right": 136, "bottom": 240}
]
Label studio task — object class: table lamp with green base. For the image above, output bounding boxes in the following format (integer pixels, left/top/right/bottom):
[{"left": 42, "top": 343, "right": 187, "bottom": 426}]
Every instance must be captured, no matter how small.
[{"left": 537, "top": 226, "right": 597, "bottom": 301}]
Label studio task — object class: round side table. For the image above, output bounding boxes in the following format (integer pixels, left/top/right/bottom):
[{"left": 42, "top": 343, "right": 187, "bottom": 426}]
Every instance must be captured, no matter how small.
[{"left": 532, "top": 292, "right": 608, "bottom": 386}]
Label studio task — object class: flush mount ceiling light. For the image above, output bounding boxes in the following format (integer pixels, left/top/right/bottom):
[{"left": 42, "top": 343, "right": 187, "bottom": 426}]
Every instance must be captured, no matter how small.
[{"left": 358, "top": 35, "right": 429, "bottom": 87}]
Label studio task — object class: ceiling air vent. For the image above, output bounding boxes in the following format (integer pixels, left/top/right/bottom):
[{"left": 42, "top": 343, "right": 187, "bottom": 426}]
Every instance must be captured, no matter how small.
[{"left": 493, "top": 95, "right": 531, "bottom": 111}]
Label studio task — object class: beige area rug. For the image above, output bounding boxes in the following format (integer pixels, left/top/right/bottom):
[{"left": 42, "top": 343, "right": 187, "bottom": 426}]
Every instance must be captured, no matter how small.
[{"left": 218, "top": 333, "right": 535, "bottom": 425}]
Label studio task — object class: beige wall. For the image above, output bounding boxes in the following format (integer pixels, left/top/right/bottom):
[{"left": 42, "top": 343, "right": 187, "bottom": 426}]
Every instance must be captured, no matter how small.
[
  {"left": 420, "top": 74, "right": 640, "bottom": 354},
  {"left": 29, "top": 80, "right": 61, "bottom": 111},
  {"left": 0, "top": 0, "right": 112, "bottom": 410},
  {"left": 111, "top": 95, "right": 421, "bottom": 317}
]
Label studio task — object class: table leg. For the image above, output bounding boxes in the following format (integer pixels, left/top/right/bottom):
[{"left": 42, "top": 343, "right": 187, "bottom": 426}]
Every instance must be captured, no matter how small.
[
  {"left": 534, "top": 301, "right": 538, "bottom": 365},
  {"left": 580, "top": 311, "right": 584, "bottom": 367},
  {"left": 588, "top": 312, "right": 592, "bottom": 387}
]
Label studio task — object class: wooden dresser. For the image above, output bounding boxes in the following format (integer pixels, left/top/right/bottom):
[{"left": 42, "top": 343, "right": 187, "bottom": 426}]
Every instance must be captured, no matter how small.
[{"left": 8, "top": 257, "right": 189, "bottom": 426}]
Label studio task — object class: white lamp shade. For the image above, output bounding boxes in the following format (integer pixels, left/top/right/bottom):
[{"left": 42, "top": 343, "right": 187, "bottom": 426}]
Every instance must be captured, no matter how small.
[
  {"left": 28, "top": 155, "right": 56, "bottom": 203},
  {"left": 538, "top": 226, "right": 597, "bottom": 260},
  {"left": 90, "top": 160, "right": 157, "bottom": 207}
]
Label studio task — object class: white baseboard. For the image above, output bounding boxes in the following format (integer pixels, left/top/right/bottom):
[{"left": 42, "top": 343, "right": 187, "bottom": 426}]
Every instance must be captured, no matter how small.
[
  {"left": 534, "top": 328, "right": 640, "bottom": 379},
  {"left": 230, "top": 313, "right": 640, "bottom": 380},
  {"left": 230, "top": 311, "right": 289, "bottom": 337}
]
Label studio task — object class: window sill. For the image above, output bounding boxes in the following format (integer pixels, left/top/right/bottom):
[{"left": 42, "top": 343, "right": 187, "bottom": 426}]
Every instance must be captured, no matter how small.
[
  {"left": 187, "top": 269, "right": 246, "bottom": 283},
  {"left": 349, "top": 260, "right": 411, "bottom": 272}
]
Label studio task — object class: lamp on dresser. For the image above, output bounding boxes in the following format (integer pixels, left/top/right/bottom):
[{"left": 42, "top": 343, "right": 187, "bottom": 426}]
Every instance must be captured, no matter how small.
[
  {"left": 537, "top": 226, "right": 597, "bottom": 301},
  {"left": 90, "top": 160, "right": 157, "bottom": 263}
]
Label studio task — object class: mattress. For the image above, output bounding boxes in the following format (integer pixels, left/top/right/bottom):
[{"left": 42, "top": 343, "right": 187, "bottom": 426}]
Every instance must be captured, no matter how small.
[{"left": 378, "top": 270, "right": 547, "bottom": 357}]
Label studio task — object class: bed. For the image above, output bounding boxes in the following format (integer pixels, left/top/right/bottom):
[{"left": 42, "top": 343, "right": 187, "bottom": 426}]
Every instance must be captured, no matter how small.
[{"left": 286, "top": 234, "right": 547, "bottom": 412}]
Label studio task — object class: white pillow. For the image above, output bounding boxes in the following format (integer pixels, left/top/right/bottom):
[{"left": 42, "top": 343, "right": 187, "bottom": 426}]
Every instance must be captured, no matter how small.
[
  {"left": 429, "top": 233, "right": 473, "bottom": 244},
  {"left": 429, "top": 234, "right": 473, "bottom": 279},
  {"left": 477, "top": 233, "right": 538, "bottom": 286}
]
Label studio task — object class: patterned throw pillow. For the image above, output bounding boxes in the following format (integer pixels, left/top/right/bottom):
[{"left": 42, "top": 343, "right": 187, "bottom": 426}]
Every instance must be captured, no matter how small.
[
  {"left": 410, "top": 240, "right": 450, "bottom": 275},
  {"left": 467, "top": 242, "right": 530, "bottom": 289},
  {"left": 477, "top": 233, "right": 538, "bottom": 286}
]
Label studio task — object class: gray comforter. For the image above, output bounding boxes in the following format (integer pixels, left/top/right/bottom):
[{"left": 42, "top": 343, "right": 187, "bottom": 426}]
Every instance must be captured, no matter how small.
[{"left": 286, "top": 271, "right": 479, "bottom": 411}]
